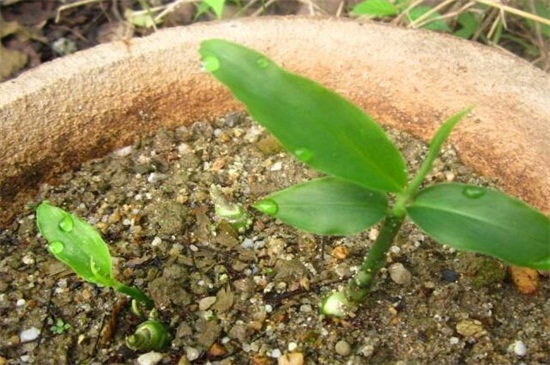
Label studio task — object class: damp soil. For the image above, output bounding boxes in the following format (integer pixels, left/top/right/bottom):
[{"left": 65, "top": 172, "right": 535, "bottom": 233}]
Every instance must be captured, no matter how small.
[{"left": 0, "top": 113, "right": 548, "bottom": 365}]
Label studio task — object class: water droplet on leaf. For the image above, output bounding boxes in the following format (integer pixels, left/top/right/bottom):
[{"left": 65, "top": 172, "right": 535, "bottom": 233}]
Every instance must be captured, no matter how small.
[
  {"left": 462, "top": 186, "right": 485, "bottom": 199},
  {"left": 294, "top": 148, "right": 313, "bottom": 163},
  {"left": 58, "top": 214, "right": 74, "bottom": 232},
  {"left": 254, "top": 199, "right": 278, "bottom": 215},
  {"left": 201, "top": 56, "right": 220, "bottom": 72},
  {"left": 256, "top": 57, "right": 269, "bottom": 69},
  {"left": 49, "top": 241, "right": 64, "bottom": 254}
]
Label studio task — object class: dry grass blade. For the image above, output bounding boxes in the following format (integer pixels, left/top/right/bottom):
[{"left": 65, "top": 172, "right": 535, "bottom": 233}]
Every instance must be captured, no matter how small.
[
  {"left": 407, "top": 0, "right": 457, "bottom": 28},
  {"left": 55, "top": 0, "right": 103, "bottom": 23},
  {"left": 475, "top": 0, "right": 550, "bottom": 27}
]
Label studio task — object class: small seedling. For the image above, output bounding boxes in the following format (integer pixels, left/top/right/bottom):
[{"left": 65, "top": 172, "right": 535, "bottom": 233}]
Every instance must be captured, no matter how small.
[
  {"left": 210, "top": 184, "right": 252, "bottom": 233},
  {"left": 36, "top": 202, "right": 153, "bottom": 308},
  {"left": 126, "top": 309, "right": 172, "bottom": 352},
  {"left": 199, "top": 39, "right": 550, "bottom": 316},
  {"left": 50, "top": 318, "right": 71, "bottom": 334}
]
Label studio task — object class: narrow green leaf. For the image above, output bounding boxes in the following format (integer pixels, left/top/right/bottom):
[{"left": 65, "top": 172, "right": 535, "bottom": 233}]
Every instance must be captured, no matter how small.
[
  {"left": 36, "top": 202, "right": 114, "bottom": 285},
  {"left": 408, "top": 6, "right": 451, "bottom": 32},
  {"left": 200, "top": 39, "right": 407, "bottom": 192},
  {"left": 404, "top": 106, "right": 473, "bottom": 197},
  {"left": 407, "top": 184, "right": 550, "bottom": 270},
  {"left": 203, "top": 0, "right": 225, "bottom": 19},
  {"left": 352, "top": 0, "right": 398, "bottom": 17},
  {"left": 454, "top": 12, "right": 480, "bottom": 39},
  {"left": 525, "top": 0, "right": 550, "bottom": 39},
  {"left": 253, "top": 177, "right": 388, "bottom": 235}
]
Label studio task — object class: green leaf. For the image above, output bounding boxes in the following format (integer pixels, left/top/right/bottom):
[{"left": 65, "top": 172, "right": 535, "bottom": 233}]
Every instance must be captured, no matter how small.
[
  {"left": 203, "top": 0, "right": 225, "bottom": 19},
  {"left": 400, "top": 106, "right": 473, "bottom": 205},
  {"left": 351, "top": 0, "right": 398, "bottom": 17},
  {"left": 454, "top": 12, "right": 480, "bottom": 39},
  {"left": 253, "top": 177, "right": 388, "bottom": 235},
  {"left": 36, "top": 201, "right": 115, "bottom": 286},
  {"left": 407, "top": 6, "right": 451, "bottom": 32},
  {"left": 407, "top": 184, "right": 550, "bottom": 270},
  {"left": 36, "top": 202, "right": 154, "bottom": 306},
  {"left": 199, "top": 39, "right": 407, "bottom": 193},
  {"left": 524, "top": 0, "right": 550, "bottom": 39}
]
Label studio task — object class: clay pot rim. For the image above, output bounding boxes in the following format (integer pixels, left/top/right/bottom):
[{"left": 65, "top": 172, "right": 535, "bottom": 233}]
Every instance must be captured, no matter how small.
[{"left": 0, "top": 16, "right": 548, "bottom": 226}]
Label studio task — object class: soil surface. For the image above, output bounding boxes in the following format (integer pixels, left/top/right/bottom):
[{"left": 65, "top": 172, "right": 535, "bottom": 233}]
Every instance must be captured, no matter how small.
[{"left": 0, "top": 113, "right": 548, "bottom": 364}]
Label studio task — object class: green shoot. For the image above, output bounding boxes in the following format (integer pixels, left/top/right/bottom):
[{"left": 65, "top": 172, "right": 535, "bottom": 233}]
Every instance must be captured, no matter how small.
[
  {"left": 36, "top": 202, "right": 153, "bottom": 308},
  {"left": 199, "top": 39, "right": 550, "bottom": 316},
  {"left": 210, "top": 184, "right": 252, "bottom": 233},
  {"left": 50, "top": 318, "right": 71, "bottom": 334}
]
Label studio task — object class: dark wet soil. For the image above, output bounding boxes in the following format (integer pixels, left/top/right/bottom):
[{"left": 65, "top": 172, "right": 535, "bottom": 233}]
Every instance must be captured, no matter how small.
[{"left": 0, "top": 112, "right": 548, "bottom": 365}]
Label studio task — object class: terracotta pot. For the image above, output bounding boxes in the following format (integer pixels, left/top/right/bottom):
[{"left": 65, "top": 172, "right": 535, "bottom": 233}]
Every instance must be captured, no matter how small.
[{"left": 1, "top": 17, "right": 549, "bottom": 226}]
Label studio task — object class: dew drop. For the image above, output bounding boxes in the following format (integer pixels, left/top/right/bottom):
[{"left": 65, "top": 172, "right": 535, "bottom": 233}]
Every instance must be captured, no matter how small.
[
  {"left": 462, "top": 186, "right": 485, "bottom": 199},
  {"left": 294, "top": 148, "right": 313, "bottom": 163},
  {"left": 254, "top": 199, "right": 278, "bottom": 216},
  {"left": 256, "top": 57, "right": 269, "bottom": 69},
  {"left": 201, "top": 56, "right": 220, "bottom": 72},
  {"left": 48, "top": 241, "right": 64, "bottom": 255},
  {"left": 58, "top": 214, "right": 74, "bottom": 232}
]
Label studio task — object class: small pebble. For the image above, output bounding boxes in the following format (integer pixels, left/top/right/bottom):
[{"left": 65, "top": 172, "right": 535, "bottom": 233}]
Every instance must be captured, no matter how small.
[
  {"left": 456, "top": 319, "right": 484, "bottom": 338},
  {"left": 358, "top": 343, "right": 374, "bottom": 357},
  {"left": 442, "top": 268, "right": 458, "bottom": 282},
  {"left": 185, "top": 347, "right": 200, "bottom": 361},
  {"left": 137, "top": 351, "right": 163, "bottom": 365},
  {"left": 335, "top": 340, "right": 352, "bottom": 356},
  {"left": 449, "top": 336, "right": 460, "bottom": 345},
  {"left": 199, "top": 296, "right": 217, "bottom": 311},
  {"left": 509, "top": 266, "right": 539, "bottom": 295},
  {"left": 509, "top": 340, "right": 527, "bottom": 357},
  {"left": 278, "top": 352, "right": 304, "bottom": 365},
  {"left": 388, "top": 263, "right": 412, "bottom": 285},
  {"left": 270, "top": 161, "right": 283, "bottom": 171},
  {"left": 20, "top": 327, "right": 40, "bottom": 342},
  {"left": 114, "top": 145, "right": 133, "bottom": 157}
]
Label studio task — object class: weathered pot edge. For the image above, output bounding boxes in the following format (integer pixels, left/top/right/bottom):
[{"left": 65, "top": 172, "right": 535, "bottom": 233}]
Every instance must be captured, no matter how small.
[{"left": 0, "top": 16, "right": 548, "bottom": 227}]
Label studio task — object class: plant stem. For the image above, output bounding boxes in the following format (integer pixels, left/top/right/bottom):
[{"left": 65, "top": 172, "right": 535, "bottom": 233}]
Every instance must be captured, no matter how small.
[
  {"left": 347, "top": 215, "right": 405, "bottom": 302},
  {"left": 114, "top": 281, "right": 154, "bottom": 308}
]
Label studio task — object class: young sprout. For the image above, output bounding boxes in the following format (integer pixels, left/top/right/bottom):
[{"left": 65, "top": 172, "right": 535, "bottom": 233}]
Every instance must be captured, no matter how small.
[
  {"left": 50, "top": 318, "right": 71, "bottom": 334},
  {"left": 199, "top": 39, "right": 550, "bottom": 315},
  {"left": 126, "top": 310, "right": 172, "bottom": 352},
  {"left": 210, "top": 184, "right": 252, "bottom": 233},
  {"left": 36, "top": 202, "right": 153, "bottom": 308}
]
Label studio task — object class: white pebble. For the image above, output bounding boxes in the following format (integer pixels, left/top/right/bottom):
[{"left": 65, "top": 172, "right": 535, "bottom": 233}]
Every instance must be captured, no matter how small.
[
  {"left": 114, "top": 145, "right": 133, "bottom": 157},
  {"left": 151, "top": 236, "right": 162, "bottom": 247},
  {"left": 449, "top": 337, "right": 460, "bottom": 345},
  {"left": 388, "top": 263, "right": 412, "bottom": 285},
  {"left": 358, "top": 343, "right": 374, "bottom": 357},
  {"left": 270, "top": 348, "right": 282, "bottom": 358},
  {"left": 368, "top": 228, "right": 379, "bottom": 241},
  {"left": 509, "top": 340, "right": 527, "bottom": 357},
  {"left": 20, "top": 327, "right": 40, "bottom": 342},
  {"left": 22, "top": 254, "right": 35, "bottom": 265},
  {"left": 299, "top": 304, "right": 313, "bottom": 313},
  {"left": 186, "top": 346, "right": 200, "bottom": 361},
  {"left": 270, "top": 161, "right": 283, "bottom": 171},
  {"left": 288, "top": 342, "right": 298, "bottom": 351},
  {"left": 16, "top": 299, "right": 26, "bottom": 307},
  {"left": 147, "top": 172, "right": 168, "bottom": 183},
  {"left": 137, "top": 351, "right": 163, "bottom": 365}
]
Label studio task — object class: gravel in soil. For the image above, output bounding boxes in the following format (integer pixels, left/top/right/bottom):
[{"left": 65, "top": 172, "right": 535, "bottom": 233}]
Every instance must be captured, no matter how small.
[{"left": 0, "top": 113, "right": 548, "bottom": 365}]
